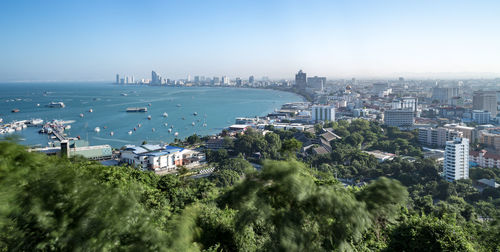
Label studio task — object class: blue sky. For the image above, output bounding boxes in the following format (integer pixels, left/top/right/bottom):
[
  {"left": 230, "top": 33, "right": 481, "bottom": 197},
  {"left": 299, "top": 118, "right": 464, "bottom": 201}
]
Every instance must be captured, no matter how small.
[{"left": 1, "top": 0, "right": 500, "bottom": 81}]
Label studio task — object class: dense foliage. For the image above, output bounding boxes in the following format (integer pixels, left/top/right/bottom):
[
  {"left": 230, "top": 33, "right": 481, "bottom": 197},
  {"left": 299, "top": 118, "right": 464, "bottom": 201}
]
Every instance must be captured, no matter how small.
[{"left": 1, "top": 119, "right": 500, "bottom": 252}]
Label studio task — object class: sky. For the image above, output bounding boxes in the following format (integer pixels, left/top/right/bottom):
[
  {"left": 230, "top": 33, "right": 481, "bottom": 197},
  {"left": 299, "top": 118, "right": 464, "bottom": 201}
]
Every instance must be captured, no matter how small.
[{"left": 1, "top": 0, "right": 500, "bottom": 81}]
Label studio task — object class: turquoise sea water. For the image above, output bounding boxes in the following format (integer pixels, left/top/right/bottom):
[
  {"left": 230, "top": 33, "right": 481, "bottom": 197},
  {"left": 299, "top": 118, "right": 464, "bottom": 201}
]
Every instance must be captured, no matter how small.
[{"left": 0, "top": 83, "right": 302, "bottom": 148}]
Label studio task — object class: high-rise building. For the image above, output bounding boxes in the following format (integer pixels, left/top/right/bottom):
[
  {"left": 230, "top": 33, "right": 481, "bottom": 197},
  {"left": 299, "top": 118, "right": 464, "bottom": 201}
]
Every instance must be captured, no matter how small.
[
  {"left": 125, "top": 76, "right": 129, "bottom": 84},
  {"left": 444, "top": 137, "right": 469, "bottom": 182},
  {"left": 384, "top": 109, "right": 414, "bottom": 128},
  {"left": 249, "top": 75, "right": 255, "bottom": 84},
  {"left": 151, "top": 71, "right": 160, "bottom": 85},
  {"left": 312, "top": 105, "right": 335, "bottom": 122},
  {"left": 130, "top": 75, "right": 134, "bottom": 84},
  {"left": 187, "top": 75, "right": 191, "bottom": 82},
  {"left": 236, "top": 77, "right": 242, "bottom": 86},
  {"left": 307, "top": 76, "right": 326, "bottom": 91},
  {"left": 213, "top": 77, "right": 220, "bottom": 85},
  {"left": 221, "top": 76, "right": 229, "bottom": 85},
  {"left": 194, "top": 76, "right": 200, "bottom": 83},
  {"left": 295, "top": 70, "right": 307, "bottom": 90},
  {"left": 116, "top": 74, "right": 120, "bottom": 84},
  {"left": 473, "top": 91, "right": 498, "bottom": 117},
  {"left": 432, "top": 87, "right": 459, "bottom": 104}
]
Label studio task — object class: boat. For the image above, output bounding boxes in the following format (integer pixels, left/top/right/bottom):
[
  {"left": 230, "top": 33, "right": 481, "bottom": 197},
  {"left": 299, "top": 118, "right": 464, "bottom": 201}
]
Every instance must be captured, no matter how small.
[
  {"left": 126, "top": 107, "right": 147, "bottom": 112},
  {"left": 120, "top": 93, "right": 128, "bottom": 96},
  {"left": 182, "top": 117, "right": 185, "bottom": 120},
  {"left": 174, "top": 132, "right": 179, "bottom": 137},
  {"left": 15, "top": 126, "right": 22, "bottom": 131},
  {"left": 36, "top": 104, "right": 40, "bottom": 107},
  {"left": 163, "top": 112, "right": 168, "bottom": 117},
  {"left": 138, "top": 124, "right": 142, "bottom": 128},
  {"left": 134, "top": 127, "right": 137, "bottom": 131},
  {"left": 94, "top": 127, "right": 100, "bottom": 132},
  {"left": 29, "top": 118, "right": 43, "bottom": 126},
  {"left": 192, "top": 122, "right": 195, "bottom": 126},
  {"left": 148, "top": 103, "right": 152, "bottom": 107},
  {"left": 0, "top": 118, "right": 2, "bottom": 123},
  {"left": 193, "top": 112, "right": 198, "bottom": 116},
  {"left": 147, "top": 115, "right": 152, "bottom": 120},
  {"left": 152, "top": 128, "right": 155, "bottom": 132},
  {"left": 12, "top": 109, "right": 20, "bottom": 113},
  {"left": 176, "top": 104, "right": 181, "bottom": 107},
  {"left": 6, "top": 128, "right": 15, "bottom": 133},
  {"left": 103, "top": 126, "right": 107, "bottom": 129},
  {"left": 89, "top": 108, "right": 93, "bottom": 113},
  {"left": 168, "top": 129, "right": 172, "bottom": 133},
  {"left": 65, "top": 125, "right": 71, "bottom": 130},
  {"left": 47, "top": 101, "right": 65, "bottom": 108},
  {"left": 203, "top": 123, "right": 207, "bottom": 127},
  {"left": 170, "top": 125, "right": 174, "bottom": 128},
  {"left": 80, "top": 113, "right": 84, "bottom": 118},
  {"left": 164, "top": 123, "right": 168, "bottom": 127},
  {"left": 128, "top": 131, "right": 133, "bottom": 135},
  {"left": 110, "top": 131, "right": 114, "bottom": 136}
]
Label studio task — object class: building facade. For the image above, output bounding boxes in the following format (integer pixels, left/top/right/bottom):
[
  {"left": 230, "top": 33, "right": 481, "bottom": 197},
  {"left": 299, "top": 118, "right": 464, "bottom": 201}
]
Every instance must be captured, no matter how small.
[
  {"left": 312, "top": 105, "right": 335, "bottom": 122},
  {"left": 444, "top": 137, "right": 469, "bottom": 182},
  {"left": 472, "top": 110, "right": 491, "bottom": 124},
  {"left": 418, "top": 127, "right": 463, "bottom": 147},
  {"left": 473, "top": 91, "right": 498, "bottom": 117},
  {"left": 295, "top": 70, "right": 307, "bottom": 90},
  {"left": 384, "top": 109, "right": 414, "bottom": 128}
]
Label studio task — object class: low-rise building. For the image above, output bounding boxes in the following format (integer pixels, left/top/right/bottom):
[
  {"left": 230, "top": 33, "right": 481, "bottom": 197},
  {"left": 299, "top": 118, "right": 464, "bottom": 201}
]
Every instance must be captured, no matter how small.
[
  {"left": 470, "top": 149, "right": 500, "bottom": 169},
  {"left": 120, "top": 144, "right": 204, "bottom": 173}
]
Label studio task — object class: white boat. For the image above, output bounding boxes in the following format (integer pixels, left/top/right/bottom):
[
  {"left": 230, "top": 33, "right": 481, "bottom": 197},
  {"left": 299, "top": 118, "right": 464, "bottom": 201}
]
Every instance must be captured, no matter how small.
[
  {"left": 22, "top": 124, "right": 27, "bottom": 129},
  {"left": 36, "top": 104, "right": 40, "bottom": 107},
  {"left": 174, "top": 132, "right": 179, "bottom": 137},
  {"left": 152, "top": 128, "right": 155, "bottom": 132},
  {"left": 0, "top": 118, "right": 2, "bottom": 123},
  {"left": 163, "top": 112, "right": 168, "bottom": 117},
  {"left": 176, "top": 104, "right": 181, "bottom": 107},
  {"left": 15, "top": 126, "right": 22, "bottom": 131},
  {"left": 170, "top": 125, "right": 174, "bottom": 128},
  {"left": 110, "top": 131, "right": 114, "bottom": 136},
  {"left": 89, "top": 108, "right": 93, "bottom": 113},
  {"left": 191, "top": 122, "right": 195, "bottom": 126},
  {"left": 80, "top": 113, "right": 84, "bottom": 118},
  {"left": 128, "top": 131, "right": 133, "bottom": 135},
  {"left": 94, "top": 127, "right": 100, "bottom": 132},
  {"left": 138, "top": 123, "right": 142, "bottom": 128},
  {"left": 120, "top": 93, "right": 128, "bottom": 96},
  {"left": 193, "top": 112, "right": 198, "bottom": 116},
  {"left": 30, "top": 118, "right": 44, "bottom": 125},
  {"left": 47, "top": 101, "right": 65, "bottom": 108},
  {"left": 65, "top": 125, "right": 71, "bottom": 130},
  {"left": 164, "top": 123, "right": 168, "bottom": 127},
  {"left": 168, "top": 129, "right": 172, "bottom": 133},
  {"left": 147, "top": 115, "right": 151, "bottom": 120},
  {"left": 203, "top": 123, "right": 207, "bottom": 127},
  {"left": 6, "top": 128, "right": 15, "bottom": 133}
]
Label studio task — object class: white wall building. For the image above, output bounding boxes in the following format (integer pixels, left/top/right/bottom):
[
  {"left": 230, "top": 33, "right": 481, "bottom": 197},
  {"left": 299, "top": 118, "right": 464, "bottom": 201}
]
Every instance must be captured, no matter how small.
[
  {"left": 312, "top": 105, "right": 335, "bottom": 122},
  {"left": 384, "top": 109, "right": 414, "bottom": 128},
  {"left": 444, "top": 137, "right": 469, "bottom": 182},
  {"left": 472, "top": 110, "right": 491, "bottom": 124}
]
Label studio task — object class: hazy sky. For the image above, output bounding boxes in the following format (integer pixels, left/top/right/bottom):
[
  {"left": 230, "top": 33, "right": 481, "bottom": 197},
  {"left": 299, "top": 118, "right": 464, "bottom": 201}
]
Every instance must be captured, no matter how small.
[{"left": 1, "top": 0, "right": 500, "bottom": 81}]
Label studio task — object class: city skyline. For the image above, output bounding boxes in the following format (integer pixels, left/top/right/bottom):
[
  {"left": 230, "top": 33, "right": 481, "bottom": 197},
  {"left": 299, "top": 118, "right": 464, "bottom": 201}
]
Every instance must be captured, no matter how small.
[{"left": 1, "top": 0, "right": 500, "bottom": 81}]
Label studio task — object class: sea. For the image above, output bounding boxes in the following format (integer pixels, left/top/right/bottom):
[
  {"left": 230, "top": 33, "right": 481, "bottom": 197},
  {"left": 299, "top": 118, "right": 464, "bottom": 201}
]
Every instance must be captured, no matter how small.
[{"left": 0, "top": 83, "right": 302, "bottom": 148}]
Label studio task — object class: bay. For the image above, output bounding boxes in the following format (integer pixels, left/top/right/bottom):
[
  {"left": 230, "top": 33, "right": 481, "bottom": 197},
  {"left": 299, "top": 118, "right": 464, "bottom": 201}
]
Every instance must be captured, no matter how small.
[{"left": 0, "top": 83, "right": 302, "bottom": 148}]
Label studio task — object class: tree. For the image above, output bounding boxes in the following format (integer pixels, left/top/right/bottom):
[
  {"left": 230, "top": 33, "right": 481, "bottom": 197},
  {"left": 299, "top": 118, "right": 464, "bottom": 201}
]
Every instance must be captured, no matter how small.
[
  {"left": 386, "top": 214, "right": 475, "bottom": 252},
  {"left": 187, "top": 134, "right": 201, "bottom": 145},
  {"left": 281, "top": 138, "right": 302, "bottom": 154},
  {"left": 210, "top": 169, "right": 241, "bottom": 187}
]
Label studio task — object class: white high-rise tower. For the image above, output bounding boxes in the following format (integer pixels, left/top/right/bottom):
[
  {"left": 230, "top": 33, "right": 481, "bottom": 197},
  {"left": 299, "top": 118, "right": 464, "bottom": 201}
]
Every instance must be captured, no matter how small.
[{"left": 444, "top": 137, "right": 469, "bottom": 182}]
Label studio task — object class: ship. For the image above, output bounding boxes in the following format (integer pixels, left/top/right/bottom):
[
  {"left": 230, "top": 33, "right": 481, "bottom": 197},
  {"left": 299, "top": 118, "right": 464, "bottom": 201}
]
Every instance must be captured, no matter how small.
[
  {"left": 126, "top": 107, "right": 148, "bottom": 112},
  {"left": 47, "top": 101, "right": 65, "bottom": 108},
  {"left": 12, "top": 109, "right": 20, "bottom": 113},
  {"left": 163, "top": 112, "right": 168, "bottom": 117}
]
